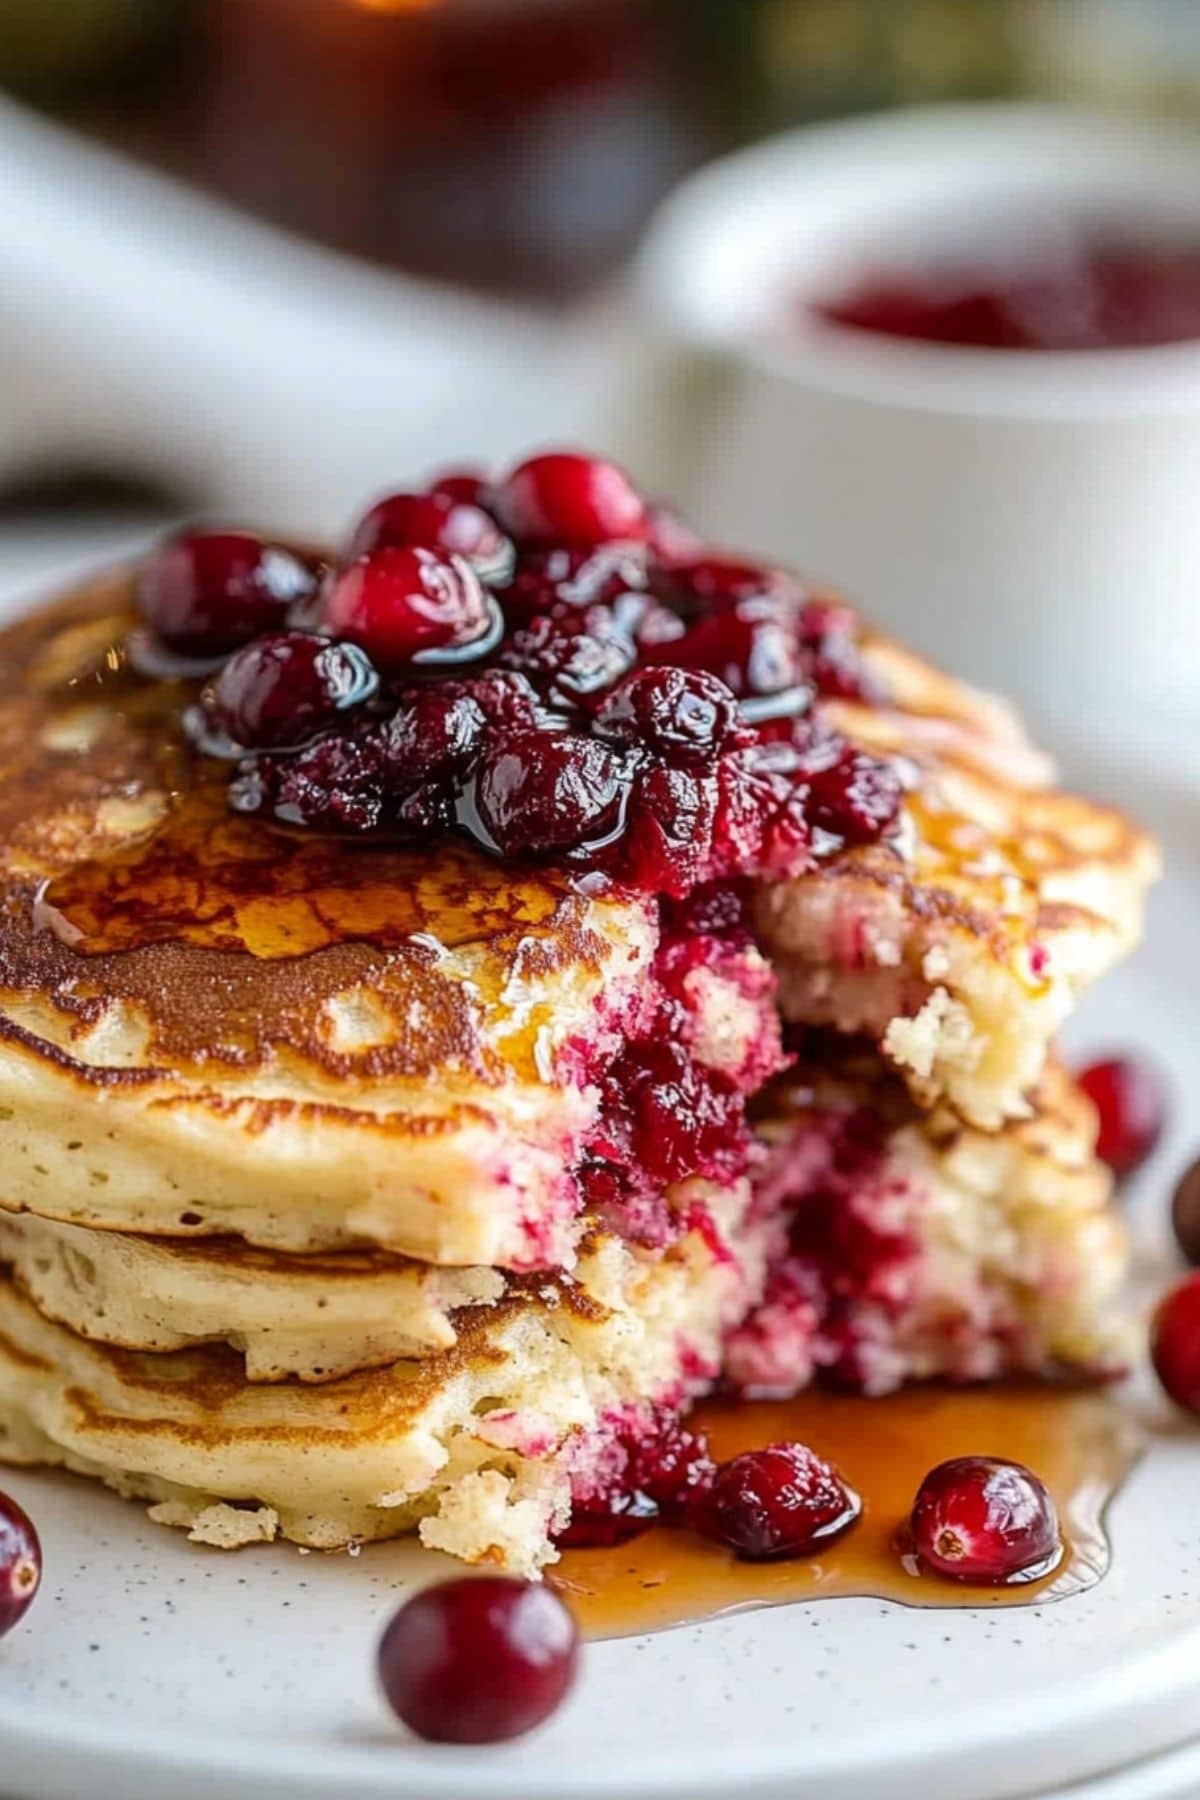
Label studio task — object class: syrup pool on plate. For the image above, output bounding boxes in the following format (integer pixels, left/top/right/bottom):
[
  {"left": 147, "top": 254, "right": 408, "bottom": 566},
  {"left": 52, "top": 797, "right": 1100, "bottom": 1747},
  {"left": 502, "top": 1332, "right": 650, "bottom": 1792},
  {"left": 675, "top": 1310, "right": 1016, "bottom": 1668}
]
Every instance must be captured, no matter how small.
[{"left": 554, "top": 1383, "right": 1145, "bottom": 1640}]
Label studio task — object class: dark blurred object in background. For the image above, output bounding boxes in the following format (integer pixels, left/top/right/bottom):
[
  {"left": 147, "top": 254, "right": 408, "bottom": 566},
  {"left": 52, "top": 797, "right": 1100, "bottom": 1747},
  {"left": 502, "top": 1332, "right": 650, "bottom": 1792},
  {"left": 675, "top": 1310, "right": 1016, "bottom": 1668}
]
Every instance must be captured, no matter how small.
[{"left": 5, "top": 1, "right": 1200, "bottom": 300}]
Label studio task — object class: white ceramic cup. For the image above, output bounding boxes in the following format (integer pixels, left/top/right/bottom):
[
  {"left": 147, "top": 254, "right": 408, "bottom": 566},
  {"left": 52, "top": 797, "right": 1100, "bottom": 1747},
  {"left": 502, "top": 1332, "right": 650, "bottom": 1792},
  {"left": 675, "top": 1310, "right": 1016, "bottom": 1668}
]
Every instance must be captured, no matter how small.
[{"left": 635, "top": 103, "right": 1200, "bottom": 735}]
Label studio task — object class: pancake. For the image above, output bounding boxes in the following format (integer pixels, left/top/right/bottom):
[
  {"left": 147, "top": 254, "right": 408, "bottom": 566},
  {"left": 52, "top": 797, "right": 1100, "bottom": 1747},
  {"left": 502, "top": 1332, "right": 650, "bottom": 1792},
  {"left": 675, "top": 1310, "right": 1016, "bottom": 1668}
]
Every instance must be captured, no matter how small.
[
  {"left": 0, "top": 578, "right": 779, "bottom": 1266},
  {"left": 755, "top": 631, "right": 1158, "bottom": 1129},
  {"left": 728, "top": 1046, "right": 1131, "bottom": 1397},
  {"left": 0, "top": 1181, "right": 765, "bottom": 1576}
]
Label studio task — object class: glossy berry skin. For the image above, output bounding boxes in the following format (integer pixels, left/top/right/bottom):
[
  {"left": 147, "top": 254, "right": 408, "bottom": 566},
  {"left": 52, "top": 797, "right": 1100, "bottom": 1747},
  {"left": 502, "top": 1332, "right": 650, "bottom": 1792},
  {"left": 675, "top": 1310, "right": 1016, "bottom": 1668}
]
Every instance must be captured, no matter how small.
[
  {"left": 377, "top": 1576, "right": 578, "bottom": 1744},
  {"left": 1171, "top": 1158, "right": 1200, "bottom": 1266},
  {"left": 470, "top": 730, "right": 628, "bottom": 857},
  {"left": 493, "top": 452, "right": 649, "bottom": 547},
  {"left": 1077, "top": 1055, "right": 1168, "bottom": 1179},
  {"left": 203, "top": 632, "right": 378, "bottom": 750},
  {"left": 0, "top": 1490, "right": 41, "bottom": 1638},
  {"left": 136, "top": 530, "right": 318, "bottom": 656},
  {"left": 909, "top": 1457, "right": 1060, "bottom": 1584},
  {"left": 703, "top": 1442, "right": 860, "bottom": 1561},
  {"left": 319, "top": 547, "right": 491, "bottom": 671},
  {"left": 1151, "top": 1273, "right": 1200, "bottom": 1413},
  {"left": 556, "top": 1488, "right": 660, "bottom": 1550},
  {"left": 594, "top": 667, "right": 738, "bottom": 768},
  {"left": 347, "top": 490, "right": 511, "bottom": 578}
]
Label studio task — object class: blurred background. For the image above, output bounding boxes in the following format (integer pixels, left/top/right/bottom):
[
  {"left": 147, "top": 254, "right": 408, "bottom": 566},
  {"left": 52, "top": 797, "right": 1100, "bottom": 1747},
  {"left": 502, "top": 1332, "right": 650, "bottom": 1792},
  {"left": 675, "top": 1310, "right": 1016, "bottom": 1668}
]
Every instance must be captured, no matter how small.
[{"left": 3, "top": 0, "right": 1200, "bottom": 729}]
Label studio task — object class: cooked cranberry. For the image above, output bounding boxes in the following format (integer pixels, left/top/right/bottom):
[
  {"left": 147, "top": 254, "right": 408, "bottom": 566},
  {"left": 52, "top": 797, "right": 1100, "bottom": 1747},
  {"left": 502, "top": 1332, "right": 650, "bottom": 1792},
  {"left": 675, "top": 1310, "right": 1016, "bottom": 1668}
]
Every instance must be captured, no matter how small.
[
  {"left": 807, "top": 745, "right": 904, "bottom": 844},
  {"left": 202, "top": 632, "right": 378, "bottom": 751},
  {"left": 797, "top": 598, "right": 878, "bottom": 702},
  {"left": 499, "top": 614, "right": 635, "bottom": 710},
  {"left": 378, "top": 1576, "right": 578, "bottom": 1745},
  {"left": 1172, "top": 1158, "right": 1200, "bottom": 1265},
  {"left": 0, "top": 1490, "right": 41, "bottom": 1638},
  {"left": 622, "top": 763, "right": 717, "bottom": 898},
  {"left": 703, "top": 1442, "right": 860, "bottom": 1561},
  {"left": 493, "top": 451, "right": 649, "bottom": 547},
  {"left": 382, "top": 691, "right": 485, "bottom": 792},
  {"left": 645, "top": 503, "right": 705, "bottom": 567},
  {"left": 653, "top": 556, "right": 802, "bottom": 622},
  {"left": 234, "top": 731, "right": 387, "bottom": 832},
  {"left": 136, "top": 530, "right": 318, "bottom": 655},
  {"left": 1151, "top": 1273, "right": 1200, "bottom": 1413},
  {"left": 556, "top": 1488, "right": 659, "bottom": 1549},
  {"left": 468, "top": 729, "right": 628, "bottom": 857},
  {"left": 655, "top": 601, "right": 803, "bottom": 700},
  {"left": 501, "top": 542, "right": 648, "bottom": 626},
  {"left": 595, "top": 1040, "right": 747, "bottom": 1186},
  {"left": 428, "top": 468, "right": 490, "bottom": 507},
  {"left": 1078, "top": 1055, "right": 1168, "bottom": 1179},
  {"left": 594, "top": 668, "right": 737, "bottom": 768},
  {"left": 710, "top": 741, "right": 813, "bottom": 880},
  {"left": 628, "top": 1419, "right": 716, "bottom": 1521},
  {"left": 909, "top": 1457, "right": 1060, "bottom": 1584},
  {"left": 442, "top": 668, "right": 540, "bottom": 730},
  {"left": 319, "top": 547, "right": 491, "bottom": 671},
  {"left": 347, "top": 490, "right": 512, "bottom": 580}
]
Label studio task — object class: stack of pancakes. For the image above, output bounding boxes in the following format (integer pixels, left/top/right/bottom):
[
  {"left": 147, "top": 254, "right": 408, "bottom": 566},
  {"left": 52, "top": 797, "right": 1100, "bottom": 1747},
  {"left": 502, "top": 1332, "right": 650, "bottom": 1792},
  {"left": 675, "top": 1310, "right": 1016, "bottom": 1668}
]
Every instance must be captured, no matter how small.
[{"left": 0, "top": 574, "right": 1156, "bottom": 1574}]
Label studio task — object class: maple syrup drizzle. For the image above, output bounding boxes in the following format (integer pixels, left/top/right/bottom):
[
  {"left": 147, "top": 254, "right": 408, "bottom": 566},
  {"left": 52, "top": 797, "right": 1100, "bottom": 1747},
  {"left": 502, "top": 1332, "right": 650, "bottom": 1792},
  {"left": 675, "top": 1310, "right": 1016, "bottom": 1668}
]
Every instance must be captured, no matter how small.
[{"left": 553, "top": 1384, "right": 1145, "bottom": 1641}]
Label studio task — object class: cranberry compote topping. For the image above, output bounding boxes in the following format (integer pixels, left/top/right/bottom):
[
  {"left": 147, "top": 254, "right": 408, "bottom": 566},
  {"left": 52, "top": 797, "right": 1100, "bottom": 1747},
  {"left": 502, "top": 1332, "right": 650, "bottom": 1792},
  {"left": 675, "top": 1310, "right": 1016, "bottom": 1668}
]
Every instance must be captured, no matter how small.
[
  {"left": 138, "top": 456, "right": 901, "bottom": 897},
  {"left": 137, "top": 530, "right": 318, "bottom": 656},
  {"left": 201, "top": 632, "right": 378, "bottom": 751},
  {"left": 909, "top": 1457, "right": 1061, "bottom": 1584},
  {"left": 703, "top": 1442, "right": 860, "bottom": 1561},
  {"left": 628, "top": 1419, "right": 716, "bottom": 1520},
  {"left": 319, "top": 546, "right": 492, "bottom": 670},
  {"left": 595, "top": 668, "right": 738, "bottom": 767},
  {"left": 0, "top": 1490, "right": 41, "bottom": 1637},
  {"left": 469, "top": 729, "right": 629, "bottom": 857},
  {"left": 493, "top": 451, "right": 650, "bottom": 547},
  {"left": 377, "top": 1576, "right": 578, "bottom": 1744},
  {"left": 1077, "top": 1055, "right": 1168, "bottom": 1179},
  {"left": 556, "top": 1487, "right": 660, "bottom": 1550},
  {"left": 348, "top": 490, "right": 513, "bottom": 583},
  {"left": 1151, "top": 1273, "right": 1200, "bottom": 1414}
]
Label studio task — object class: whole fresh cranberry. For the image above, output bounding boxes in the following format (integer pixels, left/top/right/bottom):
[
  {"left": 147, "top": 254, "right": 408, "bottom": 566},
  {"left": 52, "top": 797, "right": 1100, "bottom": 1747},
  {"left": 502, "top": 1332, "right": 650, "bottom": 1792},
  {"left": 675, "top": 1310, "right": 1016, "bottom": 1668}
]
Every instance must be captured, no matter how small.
[
  {"left": 202, "top": 632, "right": 378, "bottom": 750},
  {"left": 499, "top": 614, "right": 636, "bottom": 710},
  {"left": 469, "top": 729, "right": 628, "bottom": 857},
  {"left": 347, "top": 490, "right": 512, "bottom": 580},
  {"left": 319, "top": 546, "right": 492, "bottom": 671},
  {"left": 1151, "top": 1273, "right": 1200, "bottom": 1413},
  {"left": 909, "top": 1456, "right": 1060, "bottom": 1584},
  {"left": 378, "top": 1576, "right": 578, "bottom": 1744},
  {"left": 0, "top": 1490, "right": 41, "bottom": 1638},
  {"left": 594, "top": 667, "right": 738, "bottom": 768},
  {"left": 136, "top": 530, "right": 318, "bottom": 656},
  {"left": 1078, "top": 1055, "right": 1168, "bottom": 1179},
  {"left": 492, "top": 451, "right": 649, "bottom": 547},
  {"left": 1171, "top": 1157, "right": 1200, "bottom": 1265},
  {"left": 703, "top": 1441, "right": 860, "bottom": 1561}
]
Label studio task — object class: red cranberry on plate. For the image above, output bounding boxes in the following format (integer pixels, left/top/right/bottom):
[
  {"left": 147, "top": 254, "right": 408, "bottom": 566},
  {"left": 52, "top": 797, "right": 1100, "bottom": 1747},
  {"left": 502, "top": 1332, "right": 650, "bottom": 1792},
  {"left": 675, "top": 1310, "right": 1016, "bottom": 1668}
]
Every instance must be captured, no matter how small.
[
  {"left": 1171, "top": 1157, "right": 1200, "bottom": 1266},
  {"left": 381, "top": 690, "right": 486, "bottom": 793},
  {"left": 202, "top": 632, "right": 378, "bottom": 751},
  {"left": 347, "top": 490, "right": 512, "bottom": 581},
  {"left": 594, "top": 667, "right": 738, "bottom": 768},
  {"left": 0, "top": 1490, "right": 41, "bottom": 1638},
  {"left": 319, "top": 546, "right": 492, "bottom": 671},
  {"left": 908, "top": 1456, "right": 1061, "bottom": 1584},
  {"left": 806, "top": 743, "right": 904, "bottom": 843},
  {"left": 702, "top": 1441, "right": 860, "bottom": 1561},
  {"left": 498, "top": 613, "right": 636, "bottom": 711},
  {"left": 378, "top": 1576, "right": 578, "bottom": 1744},
  {"left": 500, "top": 542, "right": 649, "bottom": 627},
  {"left": 652, "top": 555, "right": 803, "bottom": 622},
  {"left": 556, "top": 1488, "right": 660, "bottom": 1550},
  {"left": 627, "top": 1418, "right": 716, "bottom": 1521},
  {"left": 492, "top": 451, "right": 649, "bottom": 548},
  {"left": 1151, "top": 1272, "right": 1200, "bottom": 1413},
  {"left": 1077, "top": 1054, "right": 1168, "bottom": 1179},
  {"left": 136, "top": 530, "right": 318, "bottom": 657},
  {"left": 468, "top": 729, "right": 629, "bottom": 857},
  {"left": 652, "top": 601, "right": 803, "bottom": 700}
]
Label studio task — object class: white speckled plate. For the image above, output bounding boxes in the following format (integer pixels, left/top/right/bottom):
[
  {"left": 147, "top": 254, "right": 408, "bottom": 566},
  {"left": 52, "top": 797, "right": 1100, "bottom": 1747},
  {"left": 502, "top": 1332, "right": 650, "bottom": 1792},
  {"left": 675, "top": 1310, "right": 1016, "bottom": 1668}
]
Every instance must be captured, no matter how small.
[{"left": 0, "top": 688, "right": 1197, "bottom": 1799}]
